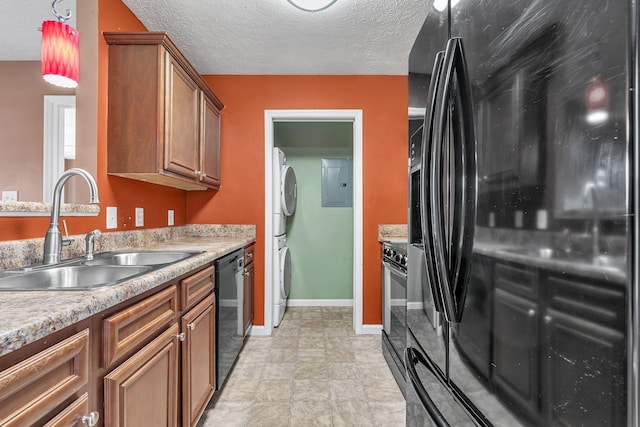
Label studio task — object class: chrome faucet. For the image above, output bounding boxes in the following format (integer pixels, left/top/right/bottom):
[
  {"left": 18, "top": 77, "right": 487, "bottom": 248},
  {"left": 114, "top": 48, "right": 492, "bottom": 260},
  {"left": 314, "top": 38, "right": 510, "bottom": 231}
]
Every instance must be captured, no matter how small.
[
  {"left": 43, "top": 168, "right": 100, "bottom": 264},
  {"left": 583, "top": 182, "right": 600, "bottom": 259},
  {"left": 85, "top": 229, "right": 102, "bottom": 260}
]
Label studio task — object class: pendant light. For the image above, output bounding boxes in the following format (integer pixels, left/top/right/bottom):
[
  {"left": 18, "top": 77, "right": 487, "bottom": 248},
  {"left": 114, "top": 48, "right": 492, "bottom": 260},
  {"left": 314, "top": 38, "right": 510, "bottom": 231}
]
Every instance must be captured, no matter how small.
[
  {"left": 41, "top": 0, "right": 79, "bottom": 89},
  {"left": 287, "top": 0, "right": 337, "bottom": 12}
]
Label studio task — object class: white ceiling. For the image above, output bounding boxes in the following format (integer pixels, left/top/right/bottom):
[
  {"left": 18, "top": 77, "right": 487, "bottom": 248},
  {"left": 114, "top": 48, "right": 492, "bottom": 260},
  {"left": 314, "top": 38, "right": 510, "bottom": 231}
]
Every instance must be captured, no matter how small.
[{"left": 2, "top": 0, "right": 428, "bottom": 75}]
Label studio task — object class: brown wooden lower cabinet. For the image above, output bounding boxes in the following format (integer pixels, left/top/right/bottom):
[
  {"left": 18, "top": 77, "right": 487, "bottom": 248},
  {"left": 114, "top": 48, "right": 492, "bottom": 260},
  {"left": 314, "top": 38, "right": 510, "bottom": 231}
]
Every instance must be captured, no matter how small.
[
  {"left": 0, "top": 328, "right": 92, "bottom": 427},
  {"left": 43, "top": 393, "right": 96, "bottom": 427},
  {"left": 181, "top": 294, "right": 216, "bottom": 427},
  {"left": 104, "top": 324, "right": 180, "bottom": 427}
]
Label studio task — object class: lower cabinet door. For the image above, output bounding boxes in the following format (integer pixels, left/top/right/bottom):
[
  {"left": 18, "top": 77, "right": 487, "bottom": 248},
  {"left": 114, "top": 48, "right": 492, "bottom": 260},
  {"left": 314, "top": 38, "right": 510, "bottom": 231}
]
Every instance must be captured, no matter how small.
[
  {"left": 104, "top": 324, "right": 180, "bottom": 427},
  {"left": 182, "top": 294, "right": 216, "bottom": 427}
]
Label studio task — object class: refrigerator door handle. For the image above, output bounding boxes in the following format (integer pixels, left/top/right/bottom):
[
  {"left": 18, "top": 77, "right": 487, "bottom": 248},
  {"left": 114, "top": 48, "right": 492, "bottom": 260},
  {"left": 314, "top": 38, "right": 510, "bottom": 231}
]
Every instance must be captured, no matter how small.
[
  {"left": 420, "top": 51, "right": 447, "bottom": 315},
  {"left": 430, "top": 37, "right": 477, "bottom": 323},
  {"left": 405, "top": 347, "right": 450, "bottom": 427}
]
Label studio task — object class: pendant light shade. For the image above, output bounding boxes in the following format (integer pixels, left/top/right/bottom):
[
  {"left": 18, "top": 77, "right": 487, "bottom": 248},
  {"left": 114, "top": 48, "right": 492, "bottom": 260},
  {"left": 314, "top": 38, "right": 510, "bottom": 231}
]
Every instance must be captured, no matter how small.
[
  {"left": 41, "top": 20, "right": 79, "bottom": 89},
  {"left": 287, "top": 0, "right": 337, "bottom": 12}
]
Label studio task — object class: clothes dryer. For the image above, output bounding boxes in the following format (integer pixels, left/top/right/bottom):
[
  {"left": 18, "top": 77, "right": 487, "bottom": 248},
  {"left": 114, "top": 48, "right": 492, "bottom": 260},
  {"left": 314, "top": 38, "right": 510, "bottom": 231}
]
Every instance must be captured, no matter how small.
[
  {"left": 273, "top": 148, "right": 297, "bottom": 237},
  {"left": 273, "top": 234, "right": 291, "bottom": 327}
]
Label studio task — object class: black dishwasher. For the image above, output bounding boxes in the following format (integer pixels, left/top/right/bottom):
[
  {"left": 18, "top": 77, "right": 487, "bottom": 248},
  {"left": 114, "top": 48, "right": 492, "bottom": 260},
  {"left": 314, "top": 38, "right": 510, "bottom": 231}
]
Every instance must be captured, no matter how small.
[{"left": 214, "top": 248, "right": 245, "bottom": 390}]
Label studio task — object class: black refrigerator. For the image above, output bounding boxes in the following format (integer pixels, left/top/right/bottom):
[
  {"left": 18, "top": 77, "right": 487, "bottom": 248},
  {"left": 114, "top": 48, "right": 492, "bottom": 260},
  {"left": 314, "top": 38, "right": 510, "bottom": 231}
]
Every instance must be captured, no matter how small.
[{"left": 406, "top": 0, "right": 637, "bottom": 426}]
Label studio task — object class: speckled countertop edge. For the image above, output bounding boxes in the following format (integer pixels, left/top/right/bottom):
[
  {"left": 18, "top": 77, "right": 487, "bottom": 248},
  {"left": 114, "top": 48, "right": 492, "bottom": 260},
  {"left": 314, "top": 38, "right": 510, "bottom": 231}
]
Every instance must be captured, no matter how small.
[
  {"left": 474, "top": 243, "right": 626, "bottom": 285},
  {"left": 0, "top": 201, "right": 100, "bottom": 216},
  {"left": 0, "top": 226, "right": 255, "bottom": 356},
  {"left": 378, "top": 224, "right": 407, "bottom": 243}
]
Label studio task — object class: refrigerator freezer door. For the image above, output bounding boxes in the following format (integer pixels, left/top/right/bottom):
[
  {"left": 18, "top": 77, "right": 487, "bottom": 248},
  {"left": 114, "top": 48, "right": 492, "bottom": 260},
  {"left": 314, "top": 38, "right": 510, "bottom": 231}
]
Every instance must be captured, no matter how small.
[{"left": 449, "top": 0, "right": 630, "bottom": 426}]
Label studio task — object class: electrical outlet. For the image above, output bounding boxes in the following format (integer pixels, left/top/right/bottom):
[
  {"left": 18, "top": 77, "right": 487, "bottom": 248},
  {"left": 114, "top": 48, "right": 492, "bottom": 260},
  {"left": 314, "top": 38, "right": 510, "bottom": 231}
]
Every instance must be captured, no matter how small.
[
  {"left": 168, "top": 210, "right": 175, "bottom": 226},
  {"left": 2, "top": 191, "right": 18, "bottom": 201},
  {"left": 135, "top": 207, "right": 144, "bottom": 227},
  {"left": 106, "top": 207, "right": 117, "bottom": 229}
]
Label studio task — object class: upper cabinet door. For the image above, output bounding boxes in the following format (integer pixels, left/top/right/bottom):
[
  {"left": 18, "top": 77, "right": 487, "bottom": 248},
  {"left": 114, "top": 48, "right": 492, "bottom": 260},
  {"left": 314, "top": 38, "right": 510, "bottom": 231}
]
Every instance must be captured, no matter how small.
[
  {"left": 164, "top": 52, "right": 200, "bottom": 180},
  {"left": 199, "top": 93, "right": 221, "bottom": 189}
]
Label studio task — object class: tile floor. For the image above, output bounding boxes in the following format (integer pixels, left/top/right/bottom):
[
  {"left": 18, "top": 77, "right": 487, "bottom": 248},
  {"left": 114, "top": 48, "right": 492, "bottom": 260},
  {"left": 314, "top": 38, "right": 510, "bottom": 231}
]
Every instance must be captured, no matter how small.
[{"left": 197, "top": 306, "right": 406, "bottom": 426}]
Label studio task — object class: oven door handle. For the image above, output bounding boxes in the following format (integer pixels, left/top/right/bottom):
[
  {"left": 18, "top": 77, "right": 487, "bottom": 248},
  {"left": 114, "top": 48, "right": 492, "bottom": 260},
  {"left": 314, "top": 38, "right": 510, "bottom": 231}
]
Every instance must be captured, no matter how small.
[
  {"left": 382, "top": 261, "right": 407, "bottom": 280},
  {"left": 405, "top": 348, "right": 450, "bottom": 427}
]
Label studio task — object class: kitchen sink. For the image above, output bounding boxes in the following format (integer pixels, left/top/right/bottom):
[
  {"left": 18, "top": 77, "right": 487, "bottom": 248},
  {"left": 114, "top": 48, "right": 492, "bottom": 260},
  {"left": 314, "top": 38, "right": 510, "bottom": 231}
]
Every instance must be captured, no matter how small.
[
  {"left": 83, "top": 250, "right": 202, "bottom": 266},
  {"left": 0, "top": 250, "right": 204, "bottom": 291},
  {"left": 0, "top": 265, "right": 152, "bottom": 291}
]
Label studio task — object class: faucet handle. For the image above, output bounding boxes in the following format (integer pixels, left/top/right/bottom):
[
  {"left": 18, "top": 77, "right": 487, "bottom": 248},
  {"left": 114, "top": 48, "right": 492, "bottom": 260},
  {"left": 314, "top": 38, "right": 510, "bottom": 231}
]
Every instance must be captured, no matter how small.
[
  {"left": 61, "top": 220, "right": 74, "bottom": 246},
  {"left": 85, "top": 229, "right": 102, "bottom": 260}
]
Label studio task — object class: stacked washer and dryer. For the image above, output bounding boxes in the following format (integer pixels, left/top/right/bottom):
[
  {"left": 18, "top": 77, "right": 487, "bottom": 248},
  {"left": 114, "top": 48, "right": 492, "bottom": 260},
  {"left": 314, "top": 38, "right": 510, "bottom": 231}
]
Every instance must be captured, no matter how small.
[{"left": 272, "top": 148, "right": 297, "bottom": 327}]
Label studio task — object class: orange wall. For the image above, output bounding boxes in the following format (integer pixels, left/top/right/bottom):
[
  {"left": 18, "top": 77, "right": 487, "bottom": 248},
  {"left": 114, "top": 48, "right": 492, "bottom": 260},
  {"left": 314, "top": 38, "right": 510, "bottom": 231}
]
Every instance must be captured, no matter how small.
[
  {"left": 0, "top": 0, "right": 408, "bottom": 327},
  {"left": 0, "top": 0, "right": 189, "bottom": 241},
  {"left": 188, "top": 75, "right": 408, "bottom": 325}
]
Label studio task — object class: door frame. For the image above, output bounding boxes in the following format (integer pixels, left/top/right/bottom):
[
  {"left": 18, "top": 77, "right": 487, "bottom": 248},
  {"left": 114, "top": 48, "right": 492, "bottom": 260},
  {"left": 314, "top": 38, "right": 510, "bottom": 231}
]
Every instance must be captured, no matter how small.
[{"left": 263, "top": 109, "right": 364, "bottom": 335}]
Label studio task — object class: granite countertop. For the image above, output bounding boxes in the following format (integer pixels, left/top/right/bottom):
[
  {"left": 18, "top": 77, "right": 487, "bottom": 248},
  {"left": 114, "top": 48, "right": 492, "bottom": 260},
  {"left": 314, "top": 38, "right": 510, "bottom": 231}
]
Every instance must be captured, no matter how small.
[
  {"left": 474, "top": 242, "right": 627, "bottom": 285},
  {"left": 378, "top": 224, "right": 407, "bottom": 243},
  {"left": 0, "top": 227, "right": 254, "bottom": 357}
]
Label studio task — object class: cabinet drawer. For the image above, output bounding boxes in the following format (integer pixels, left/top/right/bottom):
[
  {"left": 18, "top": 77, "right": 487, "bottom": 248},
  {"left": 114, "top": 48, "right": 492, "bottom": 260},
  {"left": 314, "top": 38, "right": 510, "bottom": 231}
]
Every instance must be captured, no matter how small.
[
  {"left": 43, "top": 393, "right": 90, "bottom": 427},
  {"left": 244, "top": 245, "right": 255, "bottom": 266},
  {"left": 495, "top": 262, "right": 538, "bottom": 299},
  {"left": 0, "top": 329, "right": 90, "bottom": 426},
  {"left": 103, "top": 285, "right": 178, "bottom": 367},
  {"left": 181, "top": 266, "right": 214, "bottom": 311}
]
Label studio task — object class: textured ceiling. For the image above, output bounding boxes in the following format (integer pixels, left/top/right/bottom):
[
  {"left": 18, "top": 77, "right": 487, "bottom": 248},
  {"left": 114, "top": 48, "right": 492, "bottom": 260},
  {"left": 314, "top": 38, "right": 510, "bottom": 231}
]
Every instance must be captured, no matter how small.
[
  {"left": 122, "top": 0, "right": 428, "bottom": 75},
  {"left": 3, "top": 0, "right": 428, "bottom": 75}
]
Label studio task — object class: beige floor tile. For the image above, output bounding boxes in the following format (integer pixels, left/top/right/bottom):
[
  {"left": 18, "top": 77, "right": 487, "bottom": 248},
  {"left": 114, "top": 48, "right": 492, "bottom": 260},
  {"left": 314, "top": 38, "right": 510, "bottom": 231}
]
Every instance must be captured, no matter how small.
[
  {"left": 297, "top": 336, "right": 326, "bottom": 349},
  {"left": 227, "top": 362, "right": 264, "bottom": 380},
  {"left": 370, "top": 401, "right": 407, "bottom": 426},
  {"left": 261, "top": 362, "right": 296, "bottom": 380},
  {"left": 197, "top": 307, "right": 406, "bottom": 426},
  {"left": 330, "top": 400, "right": 376, "bottom": 427},
  {"left": 218, "top": 379, "right": 259, "bottom": 402},
  {"left": 255, "top": 379, "right": 293, "bottom": 401},
  {"left": 196, "top": 400, "right": 253, "bottom": 427},
  {"left": 326, "top": 347, "right": 356, "bottom": 362},
  {"left": 325, "top": 336, "right": 353, "bottom": 349},
  {"left": 290, "top": 400, "right": 332, "bottom": 426},
  {"left": 294, "top": 362, "right": 329, "bottom": 380},
  {"left": 329, "top": 379, "right": 366, "bottom": 401},
  {"left": 327, "top": 362, "right": 360, "bottom": 379},
  {"left": 247, "top": 401, "right": 291, "bottom": 426},
  {"left": 297, "top": 348, "right": 326, "bottom": 362},
  {"left": 269, "top": 347, "right": 299, "bottom": 362},
  {"left": 299, "top": 327, "right": 325, "bottom": 337},
  {"left": 361, "top": 379, "right": 405, "bottom": 402},
  {"left": 292, "top": 379, "right": 330, "bottom": 401}
]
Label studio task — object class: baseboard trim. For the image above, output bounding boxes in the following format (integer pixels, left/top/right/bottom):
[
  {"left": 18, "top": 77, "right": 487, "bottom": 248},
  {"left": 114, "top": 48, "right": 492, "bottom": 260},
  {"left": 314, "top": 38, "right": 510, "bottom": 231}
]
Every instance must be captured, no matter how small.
[
  {"left": 361, "top": 324, "right": 382, "bottom": 335},
  {"left": 248, "top": 325, "right": 267, "bottom": 336},
  {"left": 287, "top": 299, "right": 354, "bottom": 307}
]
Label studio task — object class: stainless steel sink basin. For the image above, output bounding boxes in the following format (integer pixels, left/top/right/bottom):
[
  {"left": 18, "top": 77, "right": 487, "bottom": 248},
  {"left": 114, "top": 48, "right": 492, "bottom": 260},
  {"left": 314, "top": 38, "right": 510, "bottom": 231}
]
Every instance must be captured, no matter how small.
[
  {"left": 83, "top": 250, "right": 202, "bottom": 266},
  {"left": 0, "top": 265, "right": 152, "bottom": 291}
]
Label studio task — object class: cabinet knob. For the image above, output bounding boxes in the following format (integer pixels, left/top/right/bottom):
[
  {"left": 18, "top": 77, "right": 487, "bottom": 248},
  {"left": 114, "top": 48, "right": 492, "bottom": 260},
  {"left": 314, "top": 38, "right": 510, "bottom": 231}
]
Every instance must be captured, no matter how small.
[
  {"left": 187, "top": 322, "right": 196, "bottom": 330},
  {"left": 247, "top": 253, "right": 253, "bottom": 258},
  {"left": 244, "top": 270, "right": 250, "bottom": 276},
  {"left": 81, "top": 411, "right": 99, "bottom": 426},
  {"left": 174, "top": 332, "right": 186, "bottom": 341},
  {"left": 544, "top": 315, "right": 552, "bottom": 324}
]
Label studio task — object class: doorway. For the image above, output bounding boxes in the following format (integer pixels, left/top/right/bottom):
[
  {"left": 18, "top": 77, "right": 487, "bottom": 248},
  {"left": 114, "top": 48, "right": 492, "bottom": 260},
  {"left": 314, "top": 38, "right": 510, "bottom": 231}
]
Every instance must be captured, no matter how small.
[{"left": 263, "top": 110, "right": 364, "bottom": 336}]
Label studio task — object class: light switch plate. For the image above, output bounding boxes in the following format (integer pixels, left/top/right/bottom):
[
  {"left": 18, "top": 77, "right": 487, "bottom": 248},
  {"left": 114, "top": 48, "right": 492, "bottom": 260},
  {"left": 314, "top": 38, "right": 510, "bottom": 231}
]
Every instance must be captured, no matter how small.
[
  {"left": 135, "top": 207, "right": 144, "bottom": 227},
  {"left": 168, "top": 210, "right": 175, "bottom": 226},
  {"left": 106, "top": 207, "right": 117, "bottom": 229}
]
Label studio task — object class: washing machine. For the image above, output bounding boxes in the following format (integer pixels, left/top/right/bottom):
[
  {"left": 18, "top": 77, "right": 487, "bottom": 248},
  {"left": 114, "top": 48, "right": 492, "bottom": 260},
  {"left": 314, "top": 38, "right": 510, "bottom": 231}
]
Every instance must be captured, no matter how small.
[
  {"left": 273, "top": 234, "right": 291, "bottom": 327},
  {"left": 273, "top": 148, "right": 297, "bottom": 237}
]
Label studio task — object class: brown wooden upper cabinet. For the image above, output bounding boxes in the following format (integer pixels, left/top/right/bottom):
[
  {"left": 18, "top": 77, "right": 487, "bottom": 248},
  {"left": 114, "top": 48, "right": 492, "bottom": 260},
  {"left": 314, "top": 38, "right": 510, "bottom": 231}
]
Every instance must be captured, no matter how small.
[{"left": 104, "top": 32, "right": 223, "bottom": 191}]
